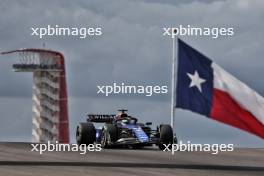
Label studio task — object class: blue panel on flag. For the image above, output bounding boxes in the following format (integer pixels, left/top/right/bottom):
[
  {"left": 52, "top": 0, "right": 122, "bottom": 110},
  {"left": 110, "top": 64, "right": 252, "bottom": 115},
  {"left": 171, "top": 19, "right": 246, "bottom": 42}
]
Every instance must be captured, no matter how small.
[{"left": 176, "top": 39, "right": 213, "bottom": 117}]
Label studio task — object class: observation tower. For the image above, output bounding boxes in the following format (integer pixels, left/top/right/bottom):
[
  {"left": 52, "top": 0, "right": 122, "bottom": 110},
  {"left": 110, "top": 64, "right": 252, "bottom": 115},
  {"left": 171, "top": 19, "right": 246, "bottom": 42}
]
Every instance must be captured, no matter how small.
[{"left": 1, "top": 49, "right": 69, "bottom": 143}]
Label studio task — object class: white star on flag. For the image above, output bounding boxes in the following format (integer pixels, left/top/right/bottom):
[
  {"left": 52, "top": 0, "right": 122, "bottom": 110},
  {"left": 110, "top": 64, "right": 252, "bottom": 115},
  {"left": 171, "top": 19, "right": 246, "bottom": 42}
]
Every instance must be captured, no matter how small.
[{"left": 187, "top": 71, "right": 206, "bottom": 92}]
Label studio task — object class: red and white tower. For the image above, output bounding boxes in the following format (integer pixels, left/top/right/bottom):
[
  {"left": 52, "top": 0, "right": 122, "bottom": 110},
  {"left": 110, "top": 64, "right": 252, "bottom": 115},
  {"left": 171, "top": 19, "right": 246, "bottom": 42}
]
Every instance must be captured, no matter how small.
[{"left": 1, "top": 49, "right": 69, "bottom": 143}]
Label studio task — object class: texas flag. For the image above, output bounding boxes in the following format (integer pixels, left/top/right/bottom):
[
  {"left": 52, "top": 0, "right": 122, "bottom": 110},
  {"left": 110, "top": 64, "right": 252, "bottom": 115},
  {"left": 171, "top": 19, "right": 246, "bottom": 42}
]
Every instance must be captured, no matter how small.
[{"left": 176, "top": 39, "right": 264, "bottom": 139}]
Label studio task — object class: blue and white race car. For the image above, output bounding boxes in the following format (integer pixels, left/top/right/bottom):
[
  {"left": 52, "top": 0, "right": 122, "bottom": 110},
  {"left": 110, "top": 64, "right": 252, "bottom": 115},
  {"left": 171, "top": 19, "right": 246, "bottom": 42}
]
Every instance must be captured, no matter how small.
[{"left": 76, "top": 109, "right": 176, "bottom": 150}]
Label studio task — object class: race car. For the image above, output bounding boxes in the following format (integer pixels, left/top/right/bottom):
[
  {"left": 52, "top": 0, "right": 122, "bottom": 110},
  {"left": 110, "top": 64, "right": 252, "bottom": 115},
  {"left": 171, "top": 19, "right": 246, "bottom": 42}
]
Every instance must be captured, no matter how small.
[{"left": 76, "top": 109, "right": 177, "bottom": 150}]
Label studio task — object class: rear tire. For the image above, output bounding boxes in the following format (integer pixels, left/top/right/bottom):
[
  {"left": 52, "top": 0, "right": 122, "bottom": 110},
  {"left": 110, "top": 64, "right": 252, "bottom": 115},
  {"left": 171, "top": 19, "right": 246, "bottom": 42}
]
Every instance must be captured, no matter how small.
[
  {"left": 101, "top": 124, "right": 118, "bottom": 148},
  {"left": 76, "top": 122, "right": 96, "bottom": 145},
  {"left": 158, "top": 124, "right": 173, "bottom": 150}
]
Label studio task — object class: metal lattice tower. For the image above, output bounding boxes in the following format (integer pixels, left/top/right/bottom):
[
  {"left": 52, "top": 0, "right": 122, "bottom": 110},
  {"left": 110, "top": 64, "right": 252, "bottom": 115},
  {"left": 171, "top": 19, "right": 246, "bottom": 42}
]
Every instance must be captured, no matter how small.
[{"left": 1, "top": 49, "right": 69, "bottom": 143}]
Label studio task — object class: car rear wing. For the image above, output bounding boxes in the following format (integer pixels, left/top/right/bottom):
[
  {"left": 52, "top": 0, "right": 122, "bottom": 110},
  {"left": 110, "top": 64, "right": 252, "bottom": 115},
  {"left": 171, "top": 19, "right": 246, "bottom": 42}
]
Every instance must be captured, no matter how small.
[{"left": 87, "top": 114, "right": 116, "bottom": 123}]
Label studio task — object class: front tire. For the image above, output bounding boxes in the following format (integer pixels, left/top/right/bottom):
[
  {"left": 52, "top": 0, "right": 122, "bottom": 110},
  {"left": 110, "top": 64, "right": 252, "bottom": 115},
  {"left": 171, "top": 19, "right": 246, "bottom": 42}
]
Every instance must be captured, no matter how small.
[
  {"left": 158, "top": 124, "right": 173, "bottom": 150},
  {"left": 76, "top": 122, "right": 96, "bottom": 145},
  {"left": 101, "top": 124, "right": 118, "bottom": 148}
]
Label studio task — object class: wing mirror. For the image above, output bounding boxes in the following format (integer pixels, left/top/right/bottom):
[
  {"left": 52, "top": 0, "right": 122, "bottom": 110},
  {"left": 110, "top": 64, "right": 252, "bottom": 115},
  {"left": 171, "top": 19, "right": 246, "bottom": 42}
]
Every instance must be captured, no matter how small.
[{"left": 145, "top": 122, "right": 152, "bottom": 126}]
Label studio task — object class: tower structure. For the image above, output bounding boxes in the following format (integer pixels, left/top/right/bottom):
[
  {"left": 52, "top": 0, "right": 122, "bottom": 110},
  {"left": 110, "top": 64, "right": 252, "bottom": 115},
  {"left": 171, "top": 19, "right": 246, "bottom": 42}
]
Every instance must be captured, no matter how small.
[{"left": 1, "top": 49, "right": 69, "bottom": 143}]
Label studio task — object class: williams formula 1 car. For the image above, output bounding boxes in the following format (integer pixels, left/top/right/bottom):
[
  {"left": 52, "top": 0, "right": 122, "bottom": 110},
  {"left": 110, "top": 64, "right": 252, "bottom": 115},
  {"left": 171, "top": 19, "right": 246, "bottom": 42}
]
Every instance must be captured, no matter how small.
[{"left": 76, "top": 109, "right": 176, "bottom": 150}]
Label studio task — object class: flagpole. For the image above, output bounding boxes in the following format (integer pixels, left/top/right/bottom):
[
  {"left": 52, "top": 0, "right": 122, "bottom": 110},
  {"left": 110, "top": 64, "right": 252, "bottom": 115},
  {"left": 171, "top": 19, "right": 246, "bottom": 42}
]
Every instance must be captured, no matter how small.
[{"left": 170, "top": 33, "right": 177, "bottom": 130}]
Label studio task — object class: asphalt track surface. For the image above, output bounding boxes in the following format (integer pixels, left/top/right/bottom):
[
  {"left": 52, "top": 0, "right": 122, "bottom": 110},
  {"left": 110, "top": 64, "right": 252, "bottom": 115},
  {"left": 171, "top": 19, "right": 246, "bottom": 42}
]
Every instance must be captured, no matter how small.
[{"left": 0, "top": 143, "right": 263, "bottom": 176}]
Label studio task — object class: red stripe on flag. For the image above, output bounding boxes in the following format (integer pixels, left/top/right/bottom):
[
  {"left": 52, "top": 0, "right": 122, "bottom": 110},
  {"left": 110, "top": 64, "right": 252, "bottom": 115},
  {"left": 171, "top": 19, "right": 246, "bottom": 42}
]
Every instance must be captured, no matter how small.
[{"left": 210, "top": 89, "right": 264, "bottom": 139}]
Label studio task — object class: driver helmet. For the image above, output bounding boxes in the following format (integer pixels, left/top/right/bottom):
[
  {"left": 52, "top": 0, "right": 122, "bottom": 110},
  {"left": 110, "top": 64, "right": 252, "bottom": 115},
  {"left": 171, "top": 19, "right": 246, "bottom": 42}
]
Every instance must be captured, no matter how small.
[{"left": 116, "top": 112, "right": 128, "bottom": 120}]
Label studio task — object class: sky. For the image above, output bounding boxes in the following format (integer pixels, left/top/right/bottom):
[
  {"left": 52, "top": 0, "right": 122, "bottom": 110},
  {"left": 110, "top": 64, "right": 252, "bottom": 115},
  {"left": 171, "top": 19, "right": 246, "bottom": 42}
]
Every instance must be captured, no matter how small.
[{"left": 0, "top": 0, "right": 263, "bottom": 147}]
